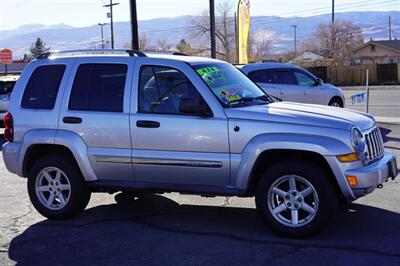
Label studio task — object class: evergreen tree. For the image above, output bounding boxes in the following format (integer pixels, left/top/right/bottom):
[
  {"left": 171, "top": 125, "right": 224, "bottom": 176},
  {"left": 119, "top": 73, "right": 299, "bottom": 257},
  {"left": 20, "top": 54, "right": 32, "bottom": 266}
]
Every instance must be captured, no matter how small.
[{"left": 29, "top": 37, "right": 50, "bottom": 59}]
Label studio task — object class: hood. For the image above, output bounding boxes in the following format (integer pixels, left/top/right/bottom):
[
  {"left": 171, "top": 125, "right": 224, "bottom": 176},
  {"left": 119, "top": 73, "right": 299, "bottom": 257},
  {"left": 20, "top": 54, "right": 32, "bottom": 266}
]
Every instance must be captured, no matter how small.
[{"left": 225, "top": 102, "right": 375, "bottom": 131}]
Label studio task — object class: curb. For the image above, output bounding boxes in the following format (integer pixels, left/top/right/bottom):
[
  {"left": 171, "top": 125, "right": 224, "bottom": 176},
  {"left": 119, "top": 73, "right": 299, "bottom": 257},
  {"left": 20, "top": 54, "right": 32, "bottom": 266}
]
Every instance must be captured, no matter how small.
[
  {"left": 341, "top": 86, "right": 400, "bottom": 91},
  {"left": 375, "top": 116, "right": 400, "bottom": 125}
]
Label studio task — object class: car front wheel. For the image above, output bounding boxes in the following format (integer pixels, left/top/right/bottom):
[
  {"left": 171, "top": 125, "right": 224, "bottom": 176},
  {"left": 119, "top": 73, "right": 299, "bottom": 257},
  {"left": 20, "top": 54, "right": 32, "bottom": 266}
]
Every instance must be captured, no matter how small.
[{"left": 255, "top": 159, "right": 337, "bottom": 238}]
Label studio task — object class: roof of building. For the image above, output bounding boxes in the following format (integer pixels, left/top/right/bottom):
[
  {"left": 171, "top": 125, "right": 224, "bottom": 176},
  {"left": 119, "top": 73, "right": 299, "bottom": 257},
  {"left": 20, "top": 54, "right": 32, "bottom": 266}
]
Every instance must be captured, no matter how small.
[{"left": 352, "top": 40, "right": 400, "bottom": 53}]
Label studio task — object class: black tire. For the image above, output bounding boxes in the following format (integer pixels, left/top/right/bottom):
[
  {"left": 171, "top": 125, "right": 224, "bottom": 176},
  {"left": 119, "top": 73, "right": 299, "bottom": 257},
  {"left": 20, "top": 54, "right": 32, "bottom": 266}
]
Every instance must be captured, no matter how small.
[
  {"left": 328, "top": 97, "right": 343, "bottom": 107},
  {"left": 27, "top": 155, "right": 91, "bottom": 219},
  {"left": 255, "top": 159, "right": 337, "bottom": 238}
]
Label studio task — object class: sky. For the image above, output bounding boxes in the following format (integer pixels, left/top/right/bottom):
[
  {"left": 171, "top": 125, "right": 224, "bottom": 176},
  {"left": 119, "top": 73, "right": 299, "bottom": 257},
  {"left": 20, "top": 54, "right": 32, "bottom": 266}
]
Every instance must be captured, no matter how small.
[{"left": 0, "top": 0, "right": 399, "bottom": 31}]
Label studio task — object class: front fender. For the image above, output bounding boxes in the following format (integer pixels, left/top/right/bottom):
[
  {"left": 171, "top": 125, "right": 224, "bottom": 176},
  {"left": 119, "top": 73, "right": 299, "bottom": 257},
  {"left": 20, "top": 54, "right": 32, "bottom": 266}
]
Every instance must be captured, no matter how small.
[{"left": 234, "top": 133, "right": 353, "bottom": 190}]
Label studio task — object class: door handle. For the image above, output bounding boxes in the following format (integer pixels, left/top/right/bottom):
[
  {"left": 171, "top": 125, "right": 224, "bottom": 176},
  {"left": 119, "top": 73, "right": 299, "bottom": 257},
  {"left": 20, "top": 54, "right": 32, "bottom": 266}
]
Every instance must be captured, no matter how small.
[
  {"left": 304, "top": 91, "right": 308, "bottom": 95},
  {"left": 279, "top": 90, "right": 284, "bottom": 95},
  {"left": 136, "top": 120, "right": 160, "bottom": 128},
  {"left": 63, "top": 116, "right": 82, "bottom": 124}
]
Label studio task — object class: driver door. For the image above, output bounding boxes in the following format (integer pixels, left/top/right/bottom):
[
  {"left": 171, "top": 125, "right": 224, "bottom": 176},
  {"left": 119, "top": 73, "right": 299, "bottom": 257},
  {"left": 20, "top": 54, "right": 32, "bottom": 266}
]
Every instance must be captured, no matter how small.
[
  {"left": 292, "top": 69, "right": 325, "bottom": 104},
  {"left": 130, "top": 60, "right": 230, "bottom": 186}
]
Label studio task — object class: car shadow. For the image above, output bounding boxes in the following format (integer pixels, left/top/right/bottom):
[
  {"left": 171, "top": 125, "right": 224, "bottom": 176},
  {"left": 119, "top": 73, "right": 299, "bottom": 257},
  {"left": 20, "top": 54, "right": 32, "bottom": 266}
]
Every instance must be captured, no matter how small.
[{"left": 8, "top": 193, "right": 400, "bottom": 265}]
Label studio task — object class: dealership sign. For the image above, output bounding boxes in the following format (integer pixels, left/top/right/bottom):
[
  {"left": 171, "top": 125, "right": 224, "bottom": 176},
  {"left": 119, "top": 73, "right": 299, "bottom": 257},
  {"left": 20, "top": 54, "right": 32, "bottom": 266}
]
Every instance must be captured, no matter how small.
[{"left": 0, "top": 49, "right": 13, "bottom": 64}]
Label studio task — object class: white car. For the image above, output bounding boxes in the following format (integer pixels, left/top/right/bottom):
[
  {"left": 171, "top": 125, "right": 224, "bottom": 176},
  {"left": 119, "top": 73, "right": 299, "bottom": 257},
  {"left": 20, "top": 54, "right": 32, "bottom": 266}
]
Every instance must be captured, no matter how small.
[
  {"left": 0, "top": 75, "right": 19, "bottom": 121},
  {"left": 241, "top": 63, "right": 345, "bottom": 107}
]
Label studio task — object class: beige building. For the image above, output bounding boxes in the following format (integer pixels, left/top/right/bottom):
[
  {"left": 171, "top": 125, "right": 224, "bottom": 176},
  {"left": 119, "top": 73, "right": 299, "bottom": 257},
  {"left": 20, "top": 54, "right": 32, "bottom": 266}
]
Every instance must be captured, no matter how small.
[{"left": 350, "top": 40, "right": 400, "bottom": 65}]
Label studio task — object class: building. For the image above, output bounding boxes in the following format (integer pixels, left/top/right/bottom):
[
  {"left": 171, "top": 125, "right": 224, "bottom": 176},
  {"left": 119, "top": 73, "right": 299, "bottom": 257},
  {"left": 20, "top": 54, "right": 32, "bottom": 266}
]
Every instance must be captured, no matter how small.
[
  {"left": 287, "top": 49, "right": 329, "bottom": 66},
  {"left": 350, "top": 40, "right": 400, "bottom": 65}
]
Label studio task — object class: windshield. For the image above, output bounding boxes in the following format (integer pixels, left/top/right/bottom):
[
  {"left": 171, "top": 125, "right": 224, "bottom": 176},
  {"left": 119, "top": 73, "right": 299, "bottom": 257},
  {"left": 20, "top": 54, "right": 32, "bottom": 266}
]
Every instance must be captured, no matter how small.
[{"left": 192, "top": 63, "right": 272, "bottom": 107}]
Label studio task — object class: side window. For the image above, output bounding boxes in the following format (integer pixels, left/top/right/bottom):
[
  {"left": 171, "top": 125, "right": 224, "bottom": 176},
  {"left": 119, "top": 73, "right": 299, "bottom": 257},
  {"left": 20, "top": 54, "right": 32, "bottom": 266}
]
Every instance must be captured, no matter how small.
[
  {"left": 248, "top": 69, "right": 274, "bottom": 83},
  {"left": 69, "top": 64, "right": 127, "bottom": 112},
  {"left": 138, "top": 65, "right": 206, "bottom": 115},
  {"left": 21, "top": 65, "right": 65, "bottom": 109},
  {"left": 274, "top": 69, "right": 297, "bottom": 85},
  {"left": 293, "top": 71, "right": 316, "bottom": 86}
]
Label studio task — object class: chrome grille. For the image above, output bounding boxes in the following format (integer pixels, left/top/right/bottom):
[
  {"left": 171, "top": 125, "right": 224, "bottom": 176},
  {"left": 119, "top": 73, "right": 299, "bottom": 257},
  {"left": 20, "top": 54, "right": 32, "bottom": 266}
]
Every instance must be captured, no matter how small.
[{"left": 364, "top": 127, "right": 384, "bottom": 162}]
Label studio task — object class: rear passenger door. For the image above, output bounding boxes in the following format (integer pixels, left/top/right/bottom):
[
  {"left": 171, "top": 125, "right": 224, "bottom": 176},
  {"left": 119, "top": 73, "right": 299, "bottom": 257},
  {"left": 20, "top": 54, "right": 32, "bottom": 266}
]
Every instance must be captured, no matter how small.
[{"left": 59, "top": 57, "right": 134, "bottom": 181}]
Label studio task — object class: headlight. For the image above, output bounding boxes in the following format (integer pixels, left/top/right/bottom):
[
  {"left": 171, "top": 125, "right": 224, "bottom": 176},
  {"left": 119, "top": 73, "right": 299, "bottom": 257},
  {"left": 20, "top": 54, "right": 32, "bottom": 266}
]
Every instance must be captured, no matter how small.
[{"left": 351, "top": 127, "right": 367, "bottom": 164}]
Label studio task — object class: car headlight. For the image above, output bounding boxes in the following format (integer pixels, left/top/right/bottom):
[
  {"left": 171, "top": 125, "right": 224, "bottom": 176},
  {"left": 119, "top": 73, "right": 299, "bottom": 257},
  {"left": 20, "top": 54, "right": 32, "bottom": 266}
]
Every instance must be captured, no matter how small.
[{"left": 351, "top": 127, "right": 367, "bottom": 164}]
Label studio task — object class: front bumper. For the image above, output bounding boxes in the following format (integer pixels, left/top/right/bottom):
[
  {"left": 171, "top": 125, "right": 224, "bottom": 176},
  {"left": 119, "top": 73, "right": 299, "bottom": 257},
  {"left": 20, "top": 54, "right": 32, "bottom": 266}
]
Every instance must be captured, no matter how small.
[{"left": 345, "top": 152, "right": 398, "bottom": 198}]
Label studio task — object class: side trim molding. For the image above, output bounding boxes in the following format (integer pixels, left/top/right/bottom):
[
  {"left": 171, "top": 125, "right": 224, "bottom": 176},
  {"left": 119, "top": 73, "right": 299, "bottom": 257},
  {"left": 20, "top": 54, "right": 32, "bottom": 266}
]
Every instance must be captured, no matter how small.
[{"left": 132, "top": 157, "right": 223, "bottom": 168}]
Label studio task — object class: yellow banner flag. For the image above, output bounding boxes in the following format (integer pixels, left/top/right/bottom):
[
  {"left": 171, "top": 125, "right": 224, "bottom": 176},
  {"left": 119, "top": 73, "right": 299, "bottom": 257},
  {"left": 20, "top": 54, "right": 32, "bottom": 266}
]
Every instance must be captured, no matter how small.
[{"left": 237, "top": 0, "right": 250, "bottom": 64}]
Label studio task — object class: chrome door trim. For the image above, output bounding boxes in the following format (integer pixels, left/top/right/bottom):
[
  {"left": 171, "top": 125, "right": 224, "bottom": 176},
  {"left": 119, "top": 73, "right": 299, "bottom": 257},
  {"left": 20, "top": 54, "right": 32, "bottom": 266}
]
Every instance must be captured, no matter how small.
[
  {"left": 93, "top": 155, "right": 132, "bottom": 164},
  {"left": 93, "top": 155, "right": 223, "bottom": 168},
  {"left": 132, "top": 157, "right": 223, "bottom": 168}
]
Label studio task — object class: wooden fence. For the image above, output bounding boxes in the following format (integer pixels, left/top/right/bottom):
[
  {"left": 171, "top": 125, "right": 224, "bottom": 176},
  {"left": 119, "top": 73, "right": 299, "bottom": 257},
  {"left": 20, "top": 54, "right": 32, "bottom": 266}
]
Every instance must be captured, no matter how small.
[{"left": 307, "top": 64, "right": 399, "bottom": 86}]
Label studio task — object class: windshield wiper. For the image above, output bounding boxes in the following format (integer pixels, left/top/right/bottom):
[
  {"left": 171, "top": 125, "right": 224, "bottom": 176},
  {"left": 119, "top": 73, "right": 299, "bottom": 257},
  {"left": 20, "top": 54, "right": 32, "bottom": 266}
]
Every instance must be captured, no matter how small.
[{"left": 228, "top": 95, "right": 273, "bottom": 106}]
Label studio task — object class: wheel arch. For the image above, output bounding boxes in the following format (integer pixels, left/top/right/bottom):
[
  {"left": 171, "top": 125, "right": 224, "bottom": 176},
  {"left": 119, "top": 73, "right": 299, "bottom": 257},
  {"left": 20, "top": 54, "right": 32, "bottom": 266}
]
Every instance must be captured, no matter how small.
[{"left": 234, "top": 133, "right": 351, "bottom": 201}]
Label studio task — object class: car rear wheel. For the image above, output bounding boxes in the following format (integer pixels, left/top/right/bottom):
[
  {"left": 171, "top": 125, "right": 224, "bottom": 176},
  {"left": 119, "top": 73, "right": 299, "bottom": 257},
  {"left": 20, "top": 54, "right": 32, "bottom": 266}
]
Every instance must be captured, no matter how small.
[
  {"left": 28, "top": 155, "right": 91, "bottom": 219},
  {"left": 255, "top": 159, "right": 337, "bottom": 238}
]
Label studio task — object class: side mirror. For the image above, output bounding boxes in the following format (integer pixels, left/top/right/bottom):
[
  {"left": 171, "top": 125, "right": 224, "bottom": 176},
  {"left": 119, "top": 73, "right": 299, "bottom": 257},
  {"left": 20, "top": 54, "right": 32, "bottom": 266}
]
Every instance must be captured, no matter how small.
[
  {"left": 179, "top": 97, "right": 213, "bottom": 117},
  {"left": 314, "top": 78, "right": 322, "bottom": 86}
]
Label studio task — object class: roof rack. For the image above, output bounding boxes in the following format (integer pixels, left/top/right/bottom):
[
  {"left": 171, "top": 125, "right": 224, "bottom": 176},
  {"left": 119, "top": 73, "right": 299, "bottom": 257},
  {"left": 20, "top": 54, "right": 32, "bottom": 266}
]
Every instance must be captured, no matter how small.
[{"left": 37, "top": 49, "right": 147, "bottom": 59}]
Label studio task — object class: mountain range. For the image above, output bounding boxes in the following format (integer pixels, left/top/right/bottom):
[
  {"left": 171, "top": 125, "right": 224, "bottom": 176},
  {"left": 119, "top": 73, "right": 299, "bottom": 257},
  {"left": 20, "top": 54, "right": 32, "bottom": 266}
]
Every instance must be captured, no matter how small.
[{"left": 1, "top": 11, "right": 398, "bottom": 59}]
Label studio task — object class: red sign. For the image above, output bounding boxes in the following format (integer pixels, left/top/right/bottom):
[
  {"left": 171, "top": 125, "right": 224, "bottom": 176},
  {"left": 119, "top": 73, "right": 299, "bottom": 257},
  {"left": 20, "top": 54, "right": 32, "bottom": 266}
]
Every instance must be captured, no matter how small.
[{"left": 0, "top": 49, "right": 13, "bottom": 64}]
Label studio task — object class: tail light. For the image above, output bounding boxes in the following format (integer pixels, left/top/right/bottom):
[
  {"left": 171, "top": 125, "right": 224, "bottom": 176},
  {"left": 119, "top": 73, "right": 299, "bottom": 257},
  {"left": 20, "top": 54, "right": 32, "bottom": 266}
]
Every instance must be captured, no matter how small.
[{"left": 4, "top": 112, "right": 13, "bottom": 142}]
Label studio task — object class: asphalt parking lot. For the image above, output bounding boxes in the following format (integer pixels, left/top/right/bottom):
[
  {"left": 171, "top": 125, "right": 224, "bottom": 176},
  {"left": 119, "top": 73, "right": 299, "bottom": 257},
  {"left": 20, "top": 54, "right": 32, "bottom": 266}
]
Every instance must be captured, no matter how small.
[{"left": 0, "top": 123, "right": 399, "bottom": 266}]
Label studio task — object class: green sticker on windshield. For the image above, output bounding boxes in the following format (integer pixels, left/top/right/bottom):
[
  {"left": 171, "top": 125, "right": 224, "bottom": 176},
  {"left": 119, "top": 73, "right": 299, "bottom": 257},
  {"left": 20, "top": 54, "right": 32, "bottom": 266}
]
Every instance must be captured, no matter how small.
[{"left": 196, "top": 67, "right": 219, "bottom": 76}]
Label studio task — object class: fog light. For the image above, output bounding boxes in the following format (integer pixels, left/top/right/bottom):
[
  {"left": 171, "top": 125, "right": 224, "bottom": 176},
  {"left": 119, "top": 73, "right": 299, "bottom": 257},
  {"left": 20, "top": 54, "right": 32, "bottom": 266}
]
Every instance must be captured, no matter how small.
[
  {"left": 346, "top": 176, "right": 358, "bottom": 187},
  {"left": 336, "top": 153, "right": 358, "bottom": 163}
]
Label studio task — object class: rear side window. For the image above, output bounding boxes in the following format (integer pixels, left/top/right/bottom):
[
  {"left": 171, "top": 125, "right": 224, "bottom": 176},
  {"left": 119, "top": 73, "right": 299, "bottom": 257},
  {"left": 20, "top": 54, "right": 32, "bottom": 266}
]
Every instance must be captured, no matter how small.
[
  {"left": 69, "top": 64, "right": 127, "bottom": 112},
  {"left": 21, "top": 65, "right": 66, "bottom": 109},
  {"left": 248, "top": 69, "right": 275, "bottom": 83}
]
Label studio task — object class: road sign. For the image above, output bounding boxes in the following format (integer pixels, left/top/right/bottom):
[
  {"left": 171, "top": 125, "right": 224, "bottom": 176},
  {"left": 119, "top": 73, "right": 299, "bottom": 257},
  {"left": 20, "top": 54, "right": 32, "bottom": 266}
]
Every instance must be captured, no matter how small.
[{"left": 0, "top": 49, "right": 12, "bottom": 64}]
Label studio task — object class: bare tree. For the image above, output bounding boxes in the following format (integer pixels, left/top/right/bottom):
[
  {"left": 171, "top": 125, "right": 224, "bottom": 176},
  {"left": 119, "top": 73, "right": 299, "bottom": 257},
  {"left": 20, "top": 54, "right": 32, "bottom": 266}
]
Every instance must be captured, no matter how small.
[
  {"left": 190, "top": 0, "right": 236, "bottom": 62},
  {"left": 315, "top": 19, "right": 363, "bottom": 65},
  {"left": 248, "top": 30, "right": 273, "bottom": 63}
]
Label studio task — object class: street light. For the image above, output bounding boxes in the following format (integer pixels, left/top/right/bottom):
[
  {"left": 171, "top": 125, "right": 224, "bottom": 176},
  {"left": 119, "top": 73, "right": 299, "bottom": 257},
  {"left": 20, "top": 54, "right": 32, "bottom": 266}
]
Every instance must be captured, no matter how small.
[
  {"left": 291, "top": 25, "right": 297, "bottom": 62},
  {"left": 98, "top": 23, "right": 107, "bottom": 49}
]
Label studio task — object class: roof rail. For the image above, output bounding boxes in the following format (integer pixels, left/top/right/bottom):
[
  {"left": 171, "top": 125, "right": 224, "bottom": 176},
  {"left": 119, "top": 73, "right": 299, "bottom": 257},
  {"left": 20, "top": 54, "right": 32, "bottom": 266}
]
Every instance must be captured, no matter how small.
[{"left": 37, "top": 49, "right": 147, "bottom": 59}]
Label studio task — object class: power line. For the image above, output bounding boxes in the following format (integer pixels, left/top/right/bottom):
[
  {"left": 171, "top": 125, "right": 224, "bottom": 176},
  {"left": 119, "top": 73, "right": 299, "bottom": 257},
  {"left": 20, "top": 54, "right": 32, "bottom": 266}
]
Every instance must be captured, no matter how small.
[{"left": 140, "top": 0, "right": 395, "bottom": 34}]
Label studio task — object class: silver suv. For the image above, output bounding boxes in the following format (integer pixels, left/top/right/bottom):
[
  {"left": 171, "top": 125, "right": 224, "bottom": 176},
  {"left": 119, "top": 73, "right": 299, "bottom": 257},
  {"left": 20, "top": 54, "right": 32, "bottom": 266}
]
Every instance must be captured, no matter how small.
[{"left": 2, "top": 50, "right": 398, "bottom": 238}]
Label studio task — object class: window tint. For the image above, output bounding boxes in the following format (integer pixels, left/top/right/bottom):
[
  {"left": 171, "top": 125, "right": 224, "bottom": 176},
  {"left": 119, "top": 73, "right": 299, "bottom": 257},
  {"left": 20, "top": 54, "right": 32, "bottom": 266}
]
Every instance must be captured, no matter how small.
[
  {"left": 21, "top": 65, "right": 65, "bottom": 109},
  {"left": 69, "top": 64, "right": 127, "bottom": 112},
  {"left": 248, "top": 69, "right": 275, "bottom": 83},
  {"left": 274, "top": 69, "right": 297, "bottom": 85},
  {"left": 293, "top": 71, "right": 316, "bottom": 86},
  {"left": 139, "top": 66, "right": 205, "bottom": 114}
]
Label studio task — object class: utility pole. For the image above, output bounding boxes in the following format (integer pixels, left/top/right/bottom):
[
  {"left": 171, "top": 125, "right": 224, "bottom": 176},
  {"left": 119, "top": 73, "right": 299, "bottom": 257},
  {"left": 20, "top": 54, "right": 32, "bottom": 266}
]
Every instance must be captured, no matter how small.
[
  {"left": 103, "top": 0, "right": 119, "bottom": 49},
  {"left": 234, "top": 11, "right": 238, "bottom": 64},
  {"left": 389, "top": 15, "right": 392, "bottom": 40},
  {"left": 291, "top": 25, "right": 297, "bottom": 61},
  {"left": 98, "top": 23, "right": 107, "bottom": 49},
  {"left": 129, "top": 0, "right": 139, "bottom": 50},
  {"left": 209, "top": 0, "right": 216, "bottom": 59},
  {"left": 332, "top": 0, "right": 335, "bottom": 23}
]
